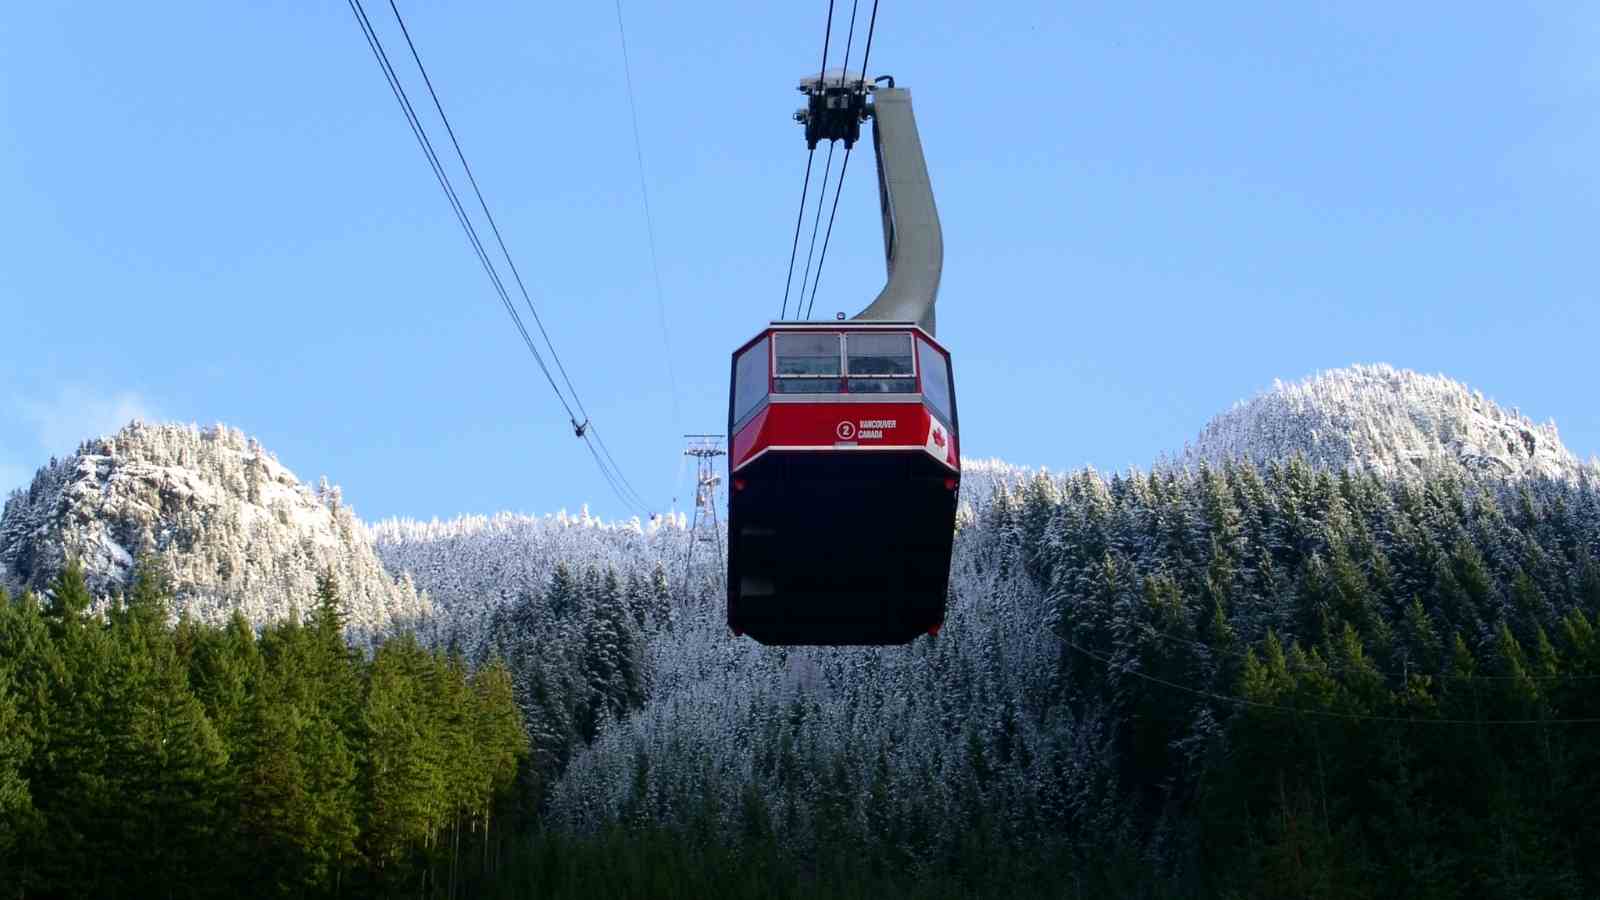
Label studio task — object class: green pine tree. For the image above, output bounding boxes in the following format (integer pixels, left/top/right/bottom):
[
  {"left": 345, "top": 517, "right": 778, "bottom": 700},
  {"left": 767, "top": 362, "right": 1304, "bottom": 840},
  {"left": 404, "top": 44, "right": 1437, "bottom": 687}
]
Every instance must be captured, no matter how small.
[{"left": 0, "top": 667, "right": 35, "bottom": 867}]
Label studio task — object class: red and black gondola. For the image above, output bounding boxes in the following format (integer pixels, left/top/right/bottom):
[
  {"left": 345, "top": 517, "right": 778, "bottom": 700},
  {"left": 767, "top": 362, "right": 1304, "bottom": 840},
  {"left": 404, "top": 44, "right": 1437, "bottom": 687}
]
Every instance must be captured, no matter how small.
[{"left": 726, "top": 321, "right": 958, "bottom": 645}]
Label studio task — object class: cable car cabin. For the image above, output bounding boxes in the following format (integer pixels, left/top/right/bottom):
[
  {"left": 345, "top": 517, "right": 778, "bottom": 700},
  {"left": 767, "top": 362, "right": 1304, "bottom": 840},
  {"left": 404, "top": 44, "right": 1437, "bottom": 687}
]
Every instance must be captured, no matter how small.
[{"left": 727, "top": 322, "right": 958, "bottom": 645}]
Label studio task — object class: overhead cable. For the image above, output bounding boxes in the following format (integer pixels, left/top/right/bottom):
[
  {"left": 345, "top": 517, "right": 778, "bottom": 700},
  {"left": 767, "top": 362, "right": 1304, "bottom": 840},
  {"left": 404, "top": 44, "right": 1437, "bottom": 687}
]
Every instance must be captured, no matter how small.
[
  {"left": 802, "top": 0, "right": 865, "bottom": 319},
  {"left": 611, "top": 0, "right": 683, "bottom": 427},
  {"left": 583, "top": 434, "right": 650, "bottom": 519},
  {"left": 837, "top": 0, "right": 862, "bottom": 90},
  {"left": 347, "top": 0, "right": 655, "bottom": 516},
  {"left": 346, "top": 0, "right": 571, "bottom": 421},
  {"left": 803, "top": 148, "right": 852, "bottom": 320},
  {"left": 383, "top": 0, "right": 592, "bottom": 432},
  {"left": 779, "top": 150, "right": 816, "bottom": 320},
  {"left": 796, "top": 140, "right": 836, "bottom": 313},
  {"left": 588, "top": 424, "right": 653, "bottom": 513},
  {"left": 781, "top": 0, "right": 838, "bottom": 319},
  {"left": 381, "top": 0, "right": 654, "bottom": 513},
  {"left": 853, "top": 0, "right": 881, "bottom": 95}
]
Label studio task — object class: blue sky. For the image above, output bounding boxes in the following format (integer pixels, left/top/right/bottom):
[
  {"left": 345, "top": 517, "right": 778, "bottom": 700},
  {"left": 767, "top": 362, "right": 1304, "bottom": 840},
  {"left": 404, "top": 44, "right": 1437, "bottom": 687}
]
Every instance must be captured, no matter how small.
[{"left": 3, "top": 2, "right": 1596, "bottom": 522}]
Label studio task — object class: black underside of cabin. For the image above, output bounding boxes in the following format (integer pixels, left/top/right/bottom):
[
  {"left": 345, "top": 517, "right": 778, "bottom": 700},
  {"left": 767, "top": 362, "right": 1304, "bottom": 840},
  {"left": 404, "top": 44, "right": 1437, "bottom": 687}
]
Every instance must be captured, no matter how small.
[{"left": 727, "top": 451, "right": 958, "bottom": 646}]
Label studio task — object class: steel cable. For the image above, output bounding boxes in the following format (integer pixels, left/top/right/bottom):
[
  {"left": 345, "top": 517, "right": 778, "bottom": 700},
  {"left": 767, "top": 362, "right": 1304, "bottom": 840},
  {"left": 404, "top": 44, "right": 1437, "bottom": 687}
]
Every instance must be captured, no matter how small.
[
  {"left": 803, "top": 147, "right": 852, "bottom": 320},
  {"left": 795, "top": 140, "right": 836, "bottom": 314},
  {"left": 349, "top": 0, "right": 656, "bottom": 516},
  {"left": 348, "top": 0, "right": 569, "bottom": 421},
  {"left": 802, "top": 0, "right": 869, "bottom": 320},
  {"left": 779, "top": 149, "right": 816, "bottom": 320},
  {"left": 384, "top": 0, "right": 593, "bottom": 432},
  {"left": 612, "top": 0, "right": 683, "bottom": 427},
  {"left": 781, "top": 0, "right": 841, "bottom": 320}
]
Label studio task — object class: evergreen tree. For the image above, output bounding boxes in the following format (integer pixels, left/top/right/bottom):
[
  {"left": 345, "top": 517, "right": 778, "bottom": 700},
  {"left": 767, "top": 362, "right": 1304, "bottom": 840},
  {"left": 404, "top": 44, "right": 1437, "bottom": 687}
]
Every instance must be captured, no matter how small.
[
  {"left": 649, "top": 561, "right": 673, "bottom": 627},
  {"left": 361, "top": 633, "right": 445, "bottom": 884},
  {"left": 188, "top": 610, "right": 261, "bottom": 752},
  {"left": 27, "top": 563, "right": 121, "bottom": 895},
  {"left": 124, "top": 552, "right": 172, "bottom": 638},
  {"left": 236, "top": 612, "right": 359, "bottom": 895},
  {"left": 547, "top": 563, "right": 579, "bottom": 620},
  {"left": 0, "top": 666, "right": 34, "bottom": 868},
  {"left": 112, "top": 637, "right": 229, "bottom": 897},
  {"left": 44, "top": 556, "right": 93, "bottom": 625}
]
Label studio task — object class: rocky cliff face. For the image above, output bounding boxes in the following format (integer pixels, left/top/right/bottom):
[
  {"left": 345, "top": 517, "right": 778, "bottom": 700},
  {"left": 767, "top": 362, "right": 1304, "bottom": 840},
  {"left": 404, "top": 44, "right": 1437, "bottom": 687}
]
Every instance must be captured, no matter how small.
[
  {"left": 0, "top": 422, "right": 428, "bottom": 640},
  {"left": 1182, "top": 364, "right": 1593, "bottom": 481}
]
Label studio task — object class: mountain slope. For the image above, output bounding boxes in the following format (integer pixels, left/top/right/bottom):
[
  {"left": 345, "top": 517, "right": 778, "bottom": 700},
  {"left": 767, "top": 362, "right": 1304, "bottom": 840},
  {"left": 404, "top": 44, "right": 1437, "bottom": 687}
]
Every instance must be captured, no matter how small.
[
  {"left": 545, "top": 441, "right": 1600, "bottom": 897},
  {"left": 0, "top": 421, "right": 428, "bottom": 638},
  {"left": 1183, "top": 364, "right": 1592, "bottom": 480},
  {"left": 369, "top": 508, "right": 688, "bottom": 652}
]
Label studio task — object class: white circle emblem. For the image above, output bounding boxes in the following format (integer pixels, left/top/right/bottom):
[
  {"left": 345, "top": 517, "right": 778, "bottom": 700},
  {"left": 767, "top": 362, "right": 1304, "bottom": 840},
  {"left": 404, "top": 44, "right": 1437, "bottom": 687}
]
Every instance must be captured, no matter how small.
[{"left": 836, "top": 421, "right": 856, "bottom": 440}]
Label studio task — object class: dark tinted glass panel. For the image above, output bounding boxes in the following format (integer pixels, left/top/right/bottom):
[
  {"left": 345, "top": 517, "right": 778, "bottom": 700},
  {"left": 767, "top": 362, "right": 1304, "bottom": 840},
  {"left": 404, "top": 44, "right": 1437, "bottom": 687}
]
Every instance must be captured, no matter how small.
[
  {"left": 774, "top": 378, "right": 842, "bottom": 394},
  {"left": 848, "top": 378, "right": 916, "bottom": 394},
  {"left": 918, "top": 337, "right": 952, "bottom": 422},
  {"left": 846, "top": 332, "right": 914, "bottom": 375},
  {"left": 775, "top": 332, "right": 841, "bottom": 375},
  {"left": 733, "top": 337, "right": 769, "bottom": 425}
]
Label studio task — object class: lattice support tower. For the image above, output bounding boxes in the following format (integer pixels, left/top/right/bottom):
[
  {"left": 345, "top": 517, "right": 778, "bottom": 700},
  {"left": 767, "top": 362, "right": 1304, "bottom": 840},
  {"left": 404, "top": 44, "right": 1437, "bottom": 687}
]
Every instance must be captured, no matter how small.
[{"left": 681, "top": 434, "right": 727, "bottom": 599}]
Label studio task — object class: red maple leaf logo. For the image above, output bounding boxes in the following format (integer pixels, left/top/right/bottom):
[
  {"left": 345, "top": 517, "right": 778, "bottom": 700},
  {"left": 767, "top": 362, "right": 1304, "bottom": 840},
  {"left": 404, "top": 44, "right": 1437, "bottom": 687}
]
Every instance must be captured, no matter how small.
[{"left": 932, "top": 427, "right": 946, "bottom": 448}]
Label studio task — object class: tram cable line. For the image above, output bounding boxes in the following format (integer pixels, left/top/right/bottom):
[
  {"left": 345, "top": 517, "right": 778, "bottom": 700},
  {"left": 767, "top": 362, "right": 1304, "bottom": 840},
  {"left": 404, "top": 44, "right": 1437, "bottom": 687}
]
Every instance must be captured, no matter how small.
[
  {"left": 795, "top": 140, "right": 836, "bottom": 314},
  {"left": 837, "top": 0, "right": 862, "bottom": 90},
  {"left": 790, "top": 0, "right": 851, "bottom": 317},
  {"left": 347, "top": 0, "right": 566, "bottom": 418},
  {"left": 780, "top": 0, "right": 840, "bottom": 319},
  {"left": 582, "top": 432, "right": 649, "bottom": 519},
  {"left": 779, "top": 150, "right": 817, "bottom": 320},
  {"left": 798, "top": 0, "right": 860, "bottom": 319},
  {"left": 586, "top": 425, "right": 653, "bottom": 514},
  {"left": 383, "top": 0, "right": 593, "bottom": 431},
  {"left": 803, "top": 0, "right": 879, "bottom": 320},
  {"left": 611, "top": 0, "right": 683, "bottom": 429},
  {"left": 802, "top": 147, "right": 852, "bottom": 319},
  {"left": 347, "top": 0, "right": 655, "bottom": 516},
  {"left": 818, "top": 0, "right": 837, "bottom": 90},
  {"left": 385, "top": 0, "right": 660, "bottom": 515},
  {"left": 854, "top": 0, "right": 882, "bottom": 96}
]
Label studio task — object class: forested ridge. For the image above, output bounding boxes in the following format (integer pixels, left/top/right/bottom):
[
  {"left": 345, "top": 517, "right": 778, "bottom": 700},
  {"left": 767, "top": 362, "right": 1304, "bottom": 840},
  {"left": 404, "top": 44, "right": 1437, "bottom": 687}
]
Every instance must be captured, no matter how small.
[
  {"left": 528, "top": 457, "right": 1600, "bottom": 898},
  {"left": 5, "top": 454, "right": 1600, "bottom": 898},
  {"left": 0, "top": 563, "right": 525, "bottom": 898}
]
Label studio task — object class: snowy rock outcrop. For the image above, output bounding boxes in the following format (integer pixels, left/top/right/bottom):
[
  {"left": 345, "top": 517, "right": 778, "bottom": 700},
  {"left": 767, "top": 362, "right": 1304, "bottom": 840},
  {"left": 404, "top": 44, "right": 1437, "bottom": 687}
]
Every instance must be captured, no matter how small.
[
  {"left": 1183, "top": 364, "right": 1594, "bottom": 481},
  {"left": 0, "top": 421, "right": 429, "bottom": 639}
]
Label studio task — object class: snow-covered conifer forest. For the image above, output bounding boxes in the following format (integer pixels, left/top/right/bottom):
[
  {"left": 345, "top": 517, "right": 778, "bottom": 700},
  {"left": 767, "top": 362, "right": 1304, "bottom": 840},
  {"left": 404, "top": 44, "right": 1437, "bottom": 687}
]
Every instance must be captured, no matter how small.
[
  {"left": 4, "top": 366, "right": 1600, "bottom": 897},
  {"left": 1183, "top": 364, "right": 1590, "bottom": 481}
]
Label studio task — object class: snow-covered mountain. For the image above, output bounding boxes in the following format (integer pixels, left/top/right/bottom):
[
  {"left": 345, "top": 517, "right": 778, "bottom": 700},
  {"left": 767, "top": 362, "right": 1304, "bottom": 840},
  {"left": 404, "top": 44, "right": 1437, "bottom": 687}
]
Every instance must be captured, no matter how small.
[
  {"left": 1183, "top": 364, "right": 1595, "bottom": 480},
  {"left": 0, "top": 422, "right": 428, "bottom": 639},
  {"left": 2, "top": 365, "right": 1590, "bottom": 645}
]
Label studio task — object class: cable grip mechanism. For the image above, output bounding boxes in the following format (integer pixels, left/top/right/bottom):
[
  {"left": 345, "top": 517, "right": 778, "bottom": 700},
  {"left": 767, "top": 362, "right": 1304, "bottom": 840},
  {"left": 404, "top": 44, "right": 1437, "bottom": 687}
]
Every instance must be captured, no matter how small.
[{"left": 794, "top": 68, "right": 872, "bottom": 149}]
